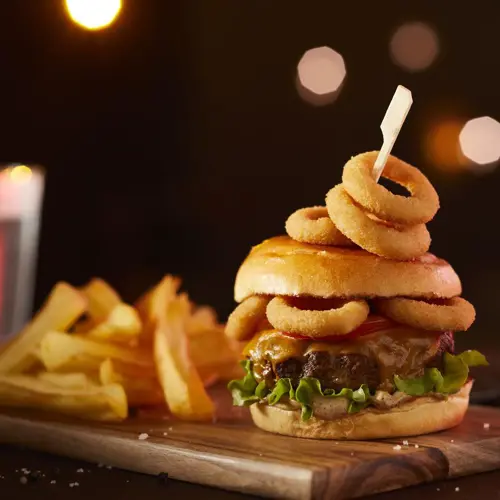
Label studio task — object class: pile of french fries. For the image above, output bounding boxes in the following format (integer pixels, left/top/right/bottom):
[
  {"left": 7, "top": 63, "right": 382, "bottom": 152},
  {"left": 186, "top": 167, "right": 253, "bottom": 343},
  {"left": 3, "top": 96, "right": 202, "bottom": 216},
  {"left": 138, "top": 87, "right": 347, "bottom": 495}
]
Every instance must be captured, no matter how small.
[{"left": 0, "top": 276, "right": 243, "bottom": 422}]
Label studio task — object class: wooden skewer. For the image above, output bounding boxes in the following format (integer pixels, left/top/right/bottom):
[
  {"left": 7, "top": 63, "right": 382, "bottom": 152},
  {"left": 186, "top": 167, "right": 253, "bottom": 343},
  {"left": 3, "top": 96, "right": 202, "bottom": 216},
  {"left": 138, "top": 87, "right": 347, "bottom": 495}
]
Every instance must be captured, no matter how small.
[{"left": 372, "top": 85, "right": 413, "bottom": 182}]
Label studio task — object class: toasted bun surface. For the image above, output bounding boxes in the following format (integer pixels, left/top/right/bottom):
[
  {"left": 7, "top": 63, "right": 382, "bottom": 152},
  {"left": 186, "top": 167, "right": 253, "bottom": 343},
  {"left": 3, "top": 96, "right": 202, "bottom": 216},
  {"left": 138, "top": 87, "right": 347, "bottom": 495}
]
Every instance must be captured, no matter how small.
[
  {"left": 234, "top": 236, "right": 461, "bottom": 303},
  {"left": 250, "top": 381, "right": 471, "bottom": 440}
]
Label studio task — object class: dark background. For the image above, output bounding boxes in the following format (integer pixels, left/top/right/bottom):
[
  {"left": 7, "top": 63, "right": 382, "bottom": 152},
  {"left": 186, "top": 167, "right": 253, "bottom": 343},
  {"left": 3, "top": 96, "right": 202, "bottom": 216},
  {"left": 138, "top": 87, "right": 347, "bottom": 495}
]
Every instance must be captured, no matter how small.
[{"left": 2, "top": 1, "right": 499, "bottom": 352}]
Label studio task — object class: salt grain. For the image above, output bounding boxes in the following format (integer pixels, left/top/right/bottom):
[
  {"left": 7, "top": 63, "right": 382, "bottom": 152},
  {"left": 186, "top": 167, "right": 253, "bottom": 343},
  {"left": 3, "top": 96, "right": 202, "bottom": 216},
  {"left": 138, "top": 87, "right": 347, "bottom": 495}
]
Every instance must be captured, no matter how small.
[
  {"left": 402, "top": 440, "right": 409, "bottom": 446},
  {"left": 393, "top": 445, "right": 402, "bottom": 451},
  {"left": 163, "top": 432, "right": 168, "bottom": 436},
  {"left": 350, "top": 452, "right": 354, "bottom": 456},
  {"left": 50, "top": 480, "right": 56, "bottom": 485},
  {"left": 20, "top": 477, "right": 28, "bottom": 485},
  {"left": 69, "top": 482, "right": 80, "bottom": 488},
  {"left": 437, "top": 487, "right": 440, "bottom": 491},
  {"left": 76, "top": 468, "right": 84, "bottom": 473},
  {"left": 414, "top": 444, "right": 420, "bottom": 448},
  {"left": 106, "top": 466, "right": 112, "bottom": 470},
  {"left": 484, "top": 423, "right": 490, "bottom": 430},
  {"left": 450, "top": 439, "right": 454, "bottom": 443},
  {"left": 455, "top": 487, "right": 460, "bottom": 492},
  {"left": 168, "top": 427, "right": 173, "bottom": 431},
  {"left": 138, "top": 433, "right": 149, "bottom": 441}
]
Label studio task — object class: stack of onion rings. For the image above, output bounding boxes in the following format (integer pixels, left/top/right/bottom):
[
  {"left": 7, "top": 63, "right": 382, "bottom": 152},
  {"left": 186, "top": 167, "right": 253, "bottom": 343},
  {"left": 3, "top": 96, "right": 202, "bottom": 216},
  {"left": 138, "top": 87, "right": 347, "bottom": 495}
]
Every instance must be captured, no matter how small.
[
  {"left": 266, "top": 296, "right": 369, "bottom": 338},
  {"left": 325, "top": 152, "right": 438, "bottom": 260},
  {"left": 282, "top": 152, "right": 439, "bottom": 261},
  {"left": 326, "top": 185, "right": 431, "bottom": 260},
  {"left": 374, "top": 297, "right": 476, "bottom": 332},
  {"left": 285, "top": 206, "right": 353, "bottom": 246}
]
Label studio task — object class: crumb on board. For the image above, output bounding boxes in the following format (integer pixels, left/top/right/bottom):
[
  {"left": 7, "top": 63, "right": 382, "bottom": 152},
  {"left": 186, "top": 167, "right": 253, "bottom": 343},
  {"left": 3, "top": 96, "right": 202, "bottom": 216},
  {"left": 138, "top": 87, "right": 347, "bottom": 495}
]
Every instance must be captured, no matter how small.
[
  {"left": 414, "top": 444, "right": 419, "bottom": 448},
  {"left": 393, "top": 445, "right": 402, "bottom": 451},
  {"left": 69, "top": 482, "right": 80, "bottom": 488},
  {"left": 50, "top": 480, "right": 56, "bottom": 485},
  {"left": 76, "top": 468, "right": 84, "bottom": 473},
  {"left": 402, "top": 440, "right": 409, "bottom": 446},
  {"left": 138, "top": 433, "right": 149, "bottom": 441},
  {"left": 484, "top": 423, "right": 490, "bottom": 430},
  {"left": 455, "top": 487, "right": 460, "bottom": 492}
]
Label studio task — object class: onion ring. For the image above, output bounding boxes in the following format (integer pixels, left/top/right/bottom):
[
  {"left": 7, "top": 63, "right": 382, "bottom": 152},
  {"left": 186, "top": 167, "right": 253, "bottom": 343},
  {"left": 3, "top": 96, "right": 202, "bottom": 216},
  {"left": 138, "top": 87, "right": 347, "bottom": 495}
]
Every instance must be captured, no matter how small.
[
  {"left": 225, "top": 296, "right": 271, "bottom": 340},
  {"left": 326, "top": 185, "right": 431, "bottom": 260},
  {"left": 375, "top": 297, "right": 476, "bottom": 332},
  {"left": 266, "top": 296, "right": 369, "bottom": 338},
  {"left": 285, "top": 206, "right": 353, "bottom": 246},
  {"left": 342, "top": 151, "right": 440, "bottom": 225}
]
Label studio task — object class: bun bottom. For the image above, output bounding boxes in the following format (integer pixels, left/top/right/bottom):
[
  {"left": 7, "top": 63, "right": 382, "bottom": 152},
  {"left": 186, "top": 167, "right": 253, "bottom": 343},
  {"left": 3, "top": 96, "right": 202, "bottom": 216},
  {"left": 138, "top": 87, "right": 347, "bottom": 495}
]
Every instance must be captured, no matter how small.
[{"left": 250, "top": 382, "right": 472, "bottom": 440}]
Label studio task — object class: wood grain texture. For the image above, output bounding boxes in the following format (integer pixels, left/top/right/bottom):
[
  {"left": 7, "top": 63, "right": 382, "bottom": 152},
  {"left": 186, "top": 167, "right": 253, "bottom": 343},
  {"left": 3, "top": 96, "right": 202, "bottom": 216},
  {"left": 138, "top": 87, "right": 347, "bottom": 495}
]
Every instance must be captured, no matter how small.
[{"left": 0, "top": 403, "right": 499, "bottom": 499}]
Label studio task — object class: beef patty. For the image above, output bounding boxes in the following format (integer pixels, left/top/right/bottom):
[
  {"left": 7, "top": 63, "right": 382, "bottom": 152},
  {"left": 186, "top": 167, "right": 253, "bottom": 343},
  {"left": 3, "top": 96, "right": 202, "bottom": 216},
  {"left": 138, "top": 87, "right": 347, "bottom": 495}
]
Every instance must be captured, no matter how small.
[{"left": 273, "top": 331, "right": 454, "bottom": 392}]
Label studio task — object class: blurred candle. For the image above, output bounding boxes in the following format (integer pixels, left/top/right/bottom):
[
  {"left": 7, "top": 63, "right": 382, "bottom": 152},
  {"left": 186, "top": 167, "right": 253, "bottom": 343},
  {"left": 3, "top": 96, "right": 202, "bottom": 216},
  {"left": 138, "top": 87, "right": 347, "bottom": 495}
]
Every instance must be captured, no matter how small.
[{"left": 0, "top": 165, "right": 45, "bottom": 337}]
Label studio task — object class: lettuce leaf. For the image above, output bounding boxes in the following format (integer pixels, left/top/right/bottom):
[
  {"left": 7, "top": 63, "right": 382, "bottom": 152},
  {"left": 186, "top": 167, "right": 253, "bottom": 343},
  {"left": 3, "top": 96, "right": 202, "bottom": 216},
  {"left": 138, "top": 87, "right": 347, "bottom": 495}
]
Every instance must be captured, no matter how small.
[
  {"left": 227, "top": 360, "right": 260, "bottom": 406},
  {"left": 395, "top": 350, "right": 488, "bottom": 396},
  {"left": 268, "top": 378, "right": 293, "bottom": 405},
  {"left": 228, "top": 362, "right": 372, "bottom": 421},
  {"left": 228, "top": 350, "right": 487, "bottom": 419}
]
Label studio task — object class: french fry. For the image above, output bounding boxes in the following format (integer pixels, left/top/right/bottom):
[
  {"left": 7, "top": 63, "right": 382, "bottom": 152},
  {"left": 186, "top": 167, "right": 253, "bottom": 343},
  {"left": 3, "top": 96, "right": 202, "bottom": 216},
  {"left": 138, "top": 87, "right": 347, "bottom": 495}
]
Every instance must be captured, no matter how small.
[
  {"left": 135, "top": 275, "right": 181, "bottom": 344},
  {"left": 38, "top": 331, "right": 155, "bottom": 377},
  {"left": 0, "top": 374, "right": 127, "bottom": 421},
  {"left": 0, "top": 283, "right": 87, "bottom": 374},
  {"left": 81, "top": 278, "right": 121, "bottom": 318},
  {"left": 75, "top": 279, "right": 142, "bottom": 344},
  {"left": 188, "top": 326, "right": 238, "bottom": 369},
  {"left": 99, "top": 359, "right": 163, "bottom": 407},
  {"left": 152, "top": 277, "right": 215, "bottom": 421},
  {"left": 37, "top": 372, "right": 95, "bottom": 390},
  {"left": 187, "top": 305, "right": 219, "bottom": 334},
  {"left": 84, "top": 304, "right": 142, "bottom": 344}
]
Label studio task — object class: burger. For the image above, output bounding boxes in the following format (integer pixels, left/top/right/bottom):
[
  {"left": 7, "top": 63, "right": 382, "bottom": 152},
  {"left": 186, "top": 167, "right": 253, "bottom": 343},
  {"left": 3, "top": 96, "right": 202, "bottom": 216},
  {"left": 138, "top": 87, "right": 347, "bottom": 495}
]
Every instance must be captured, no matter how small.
[{"left": 225, "top": 152, "right": 487, "bottom": 440}]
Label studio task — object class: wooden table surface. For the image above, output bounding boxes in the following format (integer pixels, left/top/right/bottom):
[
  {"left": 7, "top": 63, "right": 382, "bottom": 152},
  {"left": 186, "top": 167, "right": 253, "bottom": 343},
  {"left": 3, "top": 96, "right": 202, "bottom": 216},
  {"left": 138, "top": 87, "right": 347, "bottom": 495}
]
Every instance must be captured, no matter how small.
[
  {"left": 1, "top": 351, "right": 499, "bottom": 499},
  {"left": 1, "top": 444, "right": 500, "bottom": 500}
]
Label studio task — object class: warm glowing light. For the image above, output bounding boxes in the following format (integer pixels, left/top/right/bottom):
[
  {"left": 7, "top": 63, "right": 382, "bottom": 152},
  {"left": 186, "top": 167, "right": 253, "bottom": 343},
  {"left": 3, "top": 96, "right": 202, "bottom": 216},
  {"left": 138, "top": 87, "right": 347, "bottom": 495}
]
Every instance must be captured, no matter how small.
[
  {"left": 390, "top": 22, "right": 439, "bottom": 72},
  {"left": 9, "top": 165, "right": 33, "bottom": 183},
  {"left": 459, "top": 117, "right": 500, "bottom": 166},
  {"left": 65, "top": 0, "right": 122, "bottom": 30},
  {"left": 424, "top": 119, "right": 466, "bottom": 172},
  {"left": 297, "top": 46, "right": 346, "bottom": 106}
]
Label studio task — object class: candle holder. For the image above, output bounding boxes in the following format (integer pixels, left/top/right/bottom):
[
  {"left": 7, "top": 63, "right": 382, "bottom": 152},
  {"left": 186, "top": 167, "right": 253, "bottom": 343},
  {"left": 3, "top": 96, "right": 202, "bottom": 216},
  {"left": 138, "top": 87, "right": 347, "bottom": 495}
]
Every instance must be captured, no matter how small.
[{"left": 0, "top": 164, "right": 45, "bottom": 338}]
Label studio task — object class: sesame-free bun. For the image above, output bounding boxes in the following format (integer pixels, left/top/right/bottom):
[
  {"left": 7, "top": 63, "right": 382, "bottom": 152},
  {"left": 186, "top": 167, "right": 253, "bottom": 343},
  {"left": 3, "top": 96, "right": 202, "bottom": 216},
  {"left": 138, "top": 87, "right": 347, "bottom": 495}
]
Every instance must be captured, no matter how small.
[
  {"left": 250, "top": 381, "right": 471, "bottom": 440},
  {"left": 234, "top": 236, "right": 461, "bottom": 303}
]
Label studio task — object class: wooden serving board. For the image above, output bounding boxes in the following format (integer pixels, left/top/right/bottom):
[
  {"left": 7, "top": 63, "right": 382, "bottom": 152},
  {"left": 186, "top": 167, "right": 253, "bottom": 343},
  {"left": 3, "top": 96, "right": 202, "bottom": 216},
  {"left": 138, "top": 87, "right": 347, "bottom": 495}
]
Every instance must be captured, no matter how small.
[{"left": 0, "top": 394, "right": 499, "bottom": 499}]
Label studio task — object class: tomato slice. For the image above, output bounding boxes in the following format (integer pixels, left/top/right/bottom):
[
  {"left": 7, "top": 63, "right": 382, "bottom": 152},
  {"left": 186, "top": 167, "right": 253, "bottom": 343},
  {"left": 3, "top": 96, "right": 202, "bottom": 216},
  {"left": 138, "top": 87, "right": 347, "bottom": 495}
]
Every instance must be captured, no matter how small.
[{"left": 282, "top": 315, "right": 396, "bottom": 342}]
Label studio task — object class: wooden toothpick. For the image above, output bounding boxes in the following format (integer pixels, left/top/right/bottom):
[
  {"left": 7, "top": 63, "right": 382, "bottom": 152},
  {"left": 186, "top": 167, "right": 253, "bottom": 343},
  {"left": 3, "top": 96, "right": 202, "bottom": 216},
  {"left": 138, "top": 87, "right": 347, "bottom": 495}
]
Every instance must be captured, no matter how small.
[{"left": 372, "top": 85, "right": 413, "bottom": 182}]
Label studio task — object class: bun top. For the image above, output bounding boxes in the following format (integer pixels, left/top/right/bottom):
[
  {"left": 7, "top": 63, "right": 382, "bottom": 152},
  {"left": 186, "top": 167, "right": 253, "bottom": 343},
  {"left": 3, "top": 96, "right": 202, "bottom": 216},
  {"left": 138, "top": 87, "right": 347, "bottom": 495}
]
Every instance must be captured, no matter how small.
[{"left": 234, "top": 236, "right": 461, "bottom": 302}]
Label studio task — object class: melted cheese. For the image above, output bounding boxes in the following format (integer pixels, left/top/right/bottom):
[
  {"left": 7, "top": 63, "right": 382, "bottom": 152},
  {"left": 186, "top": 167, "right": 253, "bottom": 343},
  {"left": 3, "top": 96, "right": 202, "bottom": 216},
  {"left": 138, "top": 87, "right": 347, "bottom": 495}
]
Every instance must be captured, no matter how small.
[{"left": 244, "top": 328, "right": 440, "bottom": 391}]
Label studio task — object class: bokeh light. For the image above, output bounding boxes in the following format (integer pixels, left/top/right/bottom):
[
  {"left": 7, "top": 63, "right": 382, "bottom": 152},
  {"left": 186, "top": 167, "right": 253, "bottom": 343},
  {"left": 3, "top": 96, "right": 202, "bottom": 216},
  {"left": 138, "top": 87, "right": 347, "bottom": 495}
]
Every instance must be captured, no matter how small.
[
  {"left": 459, "top": 117, "right": 500, "bottom": 167},
  {"left": 390, "top": 22, "right": 439, "bottom": 72},
  {"left": 424, "top": 119, "right": 466, "bottom": 173},
  {"left": 65, "top": 0, "right": 122, "bottom": 30},
  {"left": 296, "top": 46, "right": 346, "bottom": 106}
]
